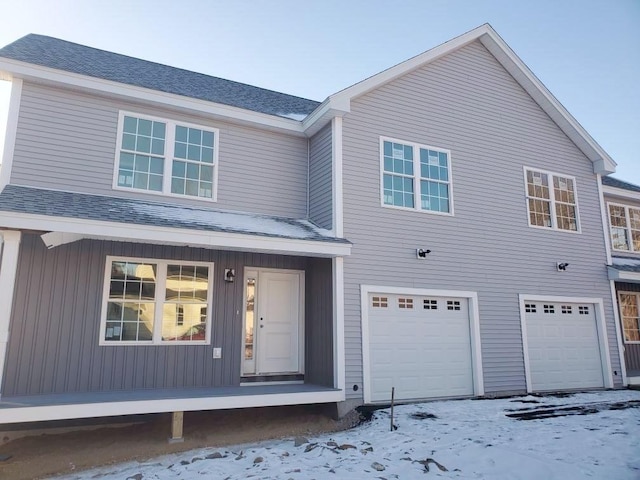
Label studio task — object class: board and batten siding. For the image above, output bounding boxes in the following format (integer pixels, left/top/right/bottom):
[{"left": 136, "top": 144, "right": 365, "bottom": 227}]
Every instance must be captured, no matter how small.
[
  {"left": 10, "top": 82, "right": 309, "bottom": 218},
  {"left": 308, "top": 123, "right": 333, "bottom": 229},
  {"left": 341, "top": 40, "right": 621, "bottom": 399},
  {"left": 3, "top": 234, "right": 333, "bottom": 396}
]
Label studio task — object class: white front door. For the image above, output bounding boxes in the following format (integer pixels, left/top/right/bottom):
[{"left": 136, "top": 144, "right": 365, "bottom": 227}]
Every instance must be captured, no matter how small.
[{"left": 243, "top": 270, "right": 303, "bottom": 375}]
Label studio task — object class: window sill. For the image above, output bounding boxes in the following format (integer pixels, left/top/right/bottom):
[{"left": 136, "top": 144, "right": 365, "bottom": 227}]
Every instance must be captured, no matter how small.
[
  {"left": 112, "top": 184, "right": 218, "bottom": 203},
  {"left": 527, "top": 223, "right": 581, "bottom": 235},
  {"left": 381, "top": 203, "right": 454, "bottom": 217}
]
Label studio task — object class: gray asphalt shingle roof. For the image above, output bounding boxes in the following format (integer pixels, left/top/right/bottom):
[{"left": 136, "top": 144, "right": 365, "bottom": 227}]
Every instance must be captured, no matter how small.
[
  {"left": 0, "top": 185, "right": 347, "bottom": 243},
  {"left": 0, "top": 34, "right": 321, "bottom": 119},
  {"left": 602, "top": 176, "right": 640, "bottom": 193}
]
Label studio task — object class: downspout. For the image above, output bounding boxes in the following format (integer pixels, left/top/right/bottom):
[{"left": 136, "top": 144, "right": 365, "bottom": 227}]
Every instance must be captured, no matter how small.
[{"left": 306, "top": 137, "right": 310, "bottom": 220}]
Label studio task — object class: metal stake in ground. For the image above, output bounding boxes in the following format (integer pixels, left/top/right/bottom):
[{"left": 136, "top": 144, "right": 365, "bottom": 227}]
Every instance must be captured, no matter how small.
[{"left": 390, "top": 387, "right": 396, "bottom": 431}]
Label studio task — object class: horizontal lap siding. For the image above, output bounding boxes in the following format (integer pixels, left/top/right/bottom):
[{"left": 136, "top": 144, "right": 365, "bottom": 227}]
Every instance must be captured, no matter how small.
[
  {"left": 10, "top": 83, "right": 308, "bottom": 218},
  {"left": 342, "top": 40, "right": 620, "bottom": 399},
  {"left": 3, "top": 234, "right": 332, "bottom": 396},
  {"left": 308, "top": 123, "right": 333, "bottom": 229}
]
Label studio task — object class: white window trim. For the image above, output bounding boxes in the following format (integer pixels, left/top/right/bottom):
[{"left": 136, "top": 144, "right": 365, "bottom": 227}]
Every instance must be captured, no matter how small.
[
  {"left": 112, "top": 111, "right": 220, "bottom": 202},
  {"left": 607, "top": 201, "right": 640, "bottom": 254},
  {"left": 617, "top": 290, "right": 640, "bottom": 344},
  {"left": 379, "top": 136, "right": 454, "bottom": 216},
  {"left": 523, "top": 167, "right": 581, "bottom": 233},
  {"left": 518, "top": 294, "right": 614, "bottom": 392},
  {"left": 99, "top": 256, "right": 215, "bottom": 346}
]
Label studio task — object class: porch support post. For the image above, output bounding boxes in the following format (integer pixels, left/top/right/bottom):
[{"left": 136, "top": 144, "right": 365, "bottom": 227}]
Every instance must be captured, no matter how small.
[
  {"left": 333, "top": 256, "right": 345, "bottom": 395},
  {"left": 0, "top": 230, "right": 22, "bottom": 399},
  {"left": 169, "top": 411, "right": 184, "bottom": 443}
]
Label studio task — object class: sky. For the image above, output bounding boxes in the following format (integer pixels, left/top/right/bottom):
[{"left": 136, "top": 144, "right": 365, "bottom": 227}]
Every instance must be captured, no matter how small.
[{"left": 0, "top": 0, "right": 638, "bottom": 182}]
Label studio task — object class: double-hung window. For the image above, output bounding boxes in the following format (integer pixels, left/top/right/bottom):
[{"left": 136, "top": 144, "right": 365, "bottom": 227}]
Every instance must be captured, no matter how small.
[
  {"left": 100, "top": 256, "right": 214, "bottom": 345},
  {"left": 524, "top": 168, "right": 579, "bottom": 232},
  {"left": 115, "top": 112, "right": 218, "bottom": 200},
  {"left": 381, "top": 138, "right": 453, "bottom": 214},
  {"left": 608, "top": 203, "right": 640, "bottom": 252}
]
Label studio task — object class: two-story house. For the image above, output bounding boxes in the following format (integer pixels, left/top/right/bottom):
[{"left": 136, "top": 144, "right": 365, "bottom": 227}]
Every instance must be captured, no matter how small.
[
  {"left": 602, "top": 176, "right": 640, "bottom": 386},
  {"left": 0, "top": 24, "right": 626, "bottom": 428}
]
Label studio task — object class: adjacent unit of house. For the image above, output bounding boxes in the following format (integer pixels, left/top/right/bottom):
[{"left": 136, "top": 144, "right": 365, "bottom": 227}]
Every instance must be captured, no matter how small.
[
  {"left": 0, "top": 24, "right": 627, "bottom": 426},
  {"left": 602, "top": 176, "right": 640, "bottom": 385}
]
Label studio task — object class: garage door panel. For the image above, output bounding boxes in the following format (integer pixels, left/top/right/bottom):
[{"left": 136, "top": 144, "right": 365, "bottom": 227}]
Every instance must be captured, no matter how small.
[
  {"left": 525, "top": 302, "right": 604, "bottom": 392},
  {"left": 368, "top": 293, "right": 474, "bottom": 402}
]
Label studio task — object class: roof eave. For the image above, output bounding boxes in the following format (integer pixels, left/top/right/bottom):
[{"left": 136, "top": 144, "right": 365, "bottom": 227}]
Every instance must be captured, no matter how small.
[
  {"left": 0, "top": 210, "right": 351, "bottom": 258},
  {"left": 0, "top": 58, "right": 308, "bottom": 137}
]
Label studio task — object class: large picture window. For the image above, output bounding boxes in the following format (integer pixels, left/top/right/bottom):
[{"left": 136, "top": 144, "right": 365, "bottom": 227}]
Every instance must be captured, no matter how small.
[
  {"left": 101, "top": 257, "right": 214, "bottom": 345},
  {"left": 608, "top": 203, "right": 640, "bottom": 252},
  {"left": 114, "top": 112, "right": 219, "bottom": 201},
  {"left": 380, "top": 138, "right": 453, "bottom": 214},
  {"left": 524, "top": 168, "right": 579, "bottom": 232}
]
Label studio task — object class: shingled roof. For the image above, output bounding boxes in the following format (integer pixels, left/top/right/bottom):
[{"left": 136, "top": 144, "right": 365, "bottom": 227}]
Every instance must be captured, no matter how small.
[
  {"left": 0, "top": 185, "right": 347, "bottom": 243},
  {"left": 0, "top": 34, "right": 320, "bottom": 119},
  {"left": 602, "top": 176, "right": 640, "bottom": 193}
]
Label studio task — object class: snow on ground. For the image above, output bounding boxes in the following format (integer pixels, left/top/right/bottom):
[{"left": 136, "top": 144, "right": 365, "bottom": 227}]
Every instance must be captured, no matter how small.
[{"left": 54, "top": 390, "right": 640, "bottom": 479}]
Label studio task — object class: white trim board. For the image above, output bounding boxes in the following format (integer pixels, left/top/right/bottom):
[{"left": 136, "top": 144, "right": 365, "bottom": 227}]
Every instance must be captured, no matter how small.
[
  {"left": 0, "top": 58, "right": 309, "bottom": 137},
  {"left": 610, "top": 282, "right": 629, "bottom": 386},
  {"left": 360, "top": 285, "right": 484, "bottom": 404},
  {"left": 602, "top": 185, "right": 640, "bottom": 202},
  {"left": 0, "top": 389, "right": 344, "bottom": 424},
  {"left": 518, "top": 294, "right": 614, "bottom": 393},
  {"left": 0, "top": 210, "right": 351, "bottom": 257},
  {"left": 607, "top": 267, "right": 640, "bottom": 283},
  {"left": 0, "top": 78, "right": 22, "bottom": 189},
  {"left": 0, "top": 230, "right": 21, "bottom": 398}
]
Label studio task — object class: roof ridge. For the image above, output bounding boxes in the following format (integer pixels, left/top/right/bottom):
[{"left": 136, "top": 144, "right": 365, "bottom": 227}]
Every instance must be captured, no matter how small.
[{"left": 8, "top": 34, "right": 319, "bottom": 104}]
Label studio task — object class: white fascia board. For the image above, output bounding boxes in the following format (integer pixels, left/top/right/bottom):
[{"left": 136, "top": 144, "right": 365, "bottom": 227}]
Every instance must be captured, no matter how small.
[
  {"left": 0, "top": 389, "right": 344, "bottom": 424},
  {"left": 0, "top": 78, "right": 22, "bottom": 188},
  {"left": 0, "top": 59, "right": 307, "bottom": 137},
  {"left": 0, "top": 211, "right": 352, "bottom": 258},
  {"left": 302, "top": 99, "right": 350, "bottom": 137},
  {"left": 607, "top": 266, "right": 640, "bottom": 282},
  {"left": 602, "top": 185, "right": 640, "bottom": 203},
  {"left": 478, "top": 28, "right": 616, "bottom": 175}
]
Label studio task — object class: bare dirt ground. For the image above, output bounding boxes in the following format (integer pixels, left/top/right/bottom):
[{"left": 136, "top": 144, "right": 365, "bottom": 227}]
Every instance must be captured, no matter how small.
[{"left": 0, "top": 404, "right": 361, "bottom": 480}]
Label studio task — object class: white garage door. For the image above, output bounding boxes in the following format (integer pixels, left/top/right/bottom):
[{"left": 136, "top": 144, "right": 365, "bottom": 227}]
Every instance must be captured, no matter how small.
[
  {"left": 524, "top": 301, "right": 604, "bottom": 391},
  {"left": 368, "top": 293, "right": 474, "bottom": 402}
]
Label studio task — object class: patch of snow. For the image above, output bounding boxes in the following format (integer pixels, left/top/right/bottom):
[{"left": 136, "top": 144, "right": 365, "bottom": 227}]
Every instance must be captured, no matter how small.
[
  {"left": 612, "top": 257, "right": 640, "bottom": 267},
  {"left": 52, "top": 390, "right": 640, "bottom": 479},
  {"left": 277, "top": 112, "right": 308, "bottom": 121},
  {"left": 131, "top": 203, "right": 327, "bottom": 240}
]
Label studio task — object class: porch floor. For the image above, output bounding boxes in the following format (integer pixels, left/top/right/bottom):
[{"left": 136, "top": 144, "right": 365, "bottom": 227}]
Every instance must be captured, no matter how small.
[
  {"left": 0, "top": 383, "right": 338, "bottom": 409},
  {"left": 0, "top": 384, "right": 342, "bottom": 424}
]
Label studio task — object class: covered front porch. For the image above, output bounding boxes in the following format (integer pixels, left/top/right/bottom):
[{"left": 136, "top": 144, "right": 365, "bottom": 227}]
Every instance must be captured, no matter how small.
[{"left": 0, "top": 186, "right": 351, "bottom": 425}]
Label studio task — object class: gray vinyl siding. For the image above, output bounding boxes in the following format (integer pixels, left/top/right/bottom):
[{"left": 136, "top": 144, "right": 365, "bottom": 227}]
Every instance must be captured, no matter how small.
[
  {"left": 613, "top": 282, "right": 640, "bottom": 373},
  {"left": 3, "top": 234, "right": 333, "bottom": 396},
  {"left": 308, "top": 123, "right": 333, "bottom": 229},
  {"left": 10, "top": 82, "right": 308, "bottom": 218},
  {"left": 341, "top": 40, "right": 621, "bottom": 399}
]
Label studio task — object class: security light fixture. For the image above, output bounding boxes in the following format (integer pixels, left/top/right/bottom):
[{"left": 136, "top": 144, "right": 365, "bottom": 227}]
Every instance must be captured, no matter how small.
[
  {"left": 224, "top": 268, "right": 235, "bottom": 282},
  {"left": 416, "top": 248, "right": 432, "bottom": 259},
  {"left": 556, "top": 262, "right": 569, "bottom": 271}
]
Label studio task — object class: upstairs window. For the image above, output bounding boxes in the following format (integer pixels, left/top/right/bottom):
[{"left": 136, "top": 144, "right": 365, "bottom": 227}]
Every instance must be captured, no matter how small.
[
  {"left": 608, "top": 203, "right": 640, "bottom": 252},
  {"left": 524, "top": 168, "right": 579, "bottom": 232},
  {"left": 115, "top": 112, "right": 218, "bottom": 200},
  {"left": 381, "top": 138, "right": 453, "bottom": 214}
]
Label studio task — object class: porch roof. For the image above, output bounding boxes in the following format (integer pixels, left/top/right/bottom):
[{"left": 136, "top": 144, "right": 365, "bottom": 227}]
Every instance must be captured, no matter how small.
[
  {"left": 0, "top": 185, "right": 351, "bottom": 257},
  {"left": 608, "top": 257, "right": 640, "bottom": 282}
]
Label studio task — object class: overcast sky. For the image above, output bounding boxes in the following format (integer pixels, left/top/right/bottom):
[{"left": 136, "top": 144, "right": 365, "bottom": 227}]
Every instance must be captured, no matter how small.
[{"left": 0, "top": 0, "right": 638, "bottom": 182}]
